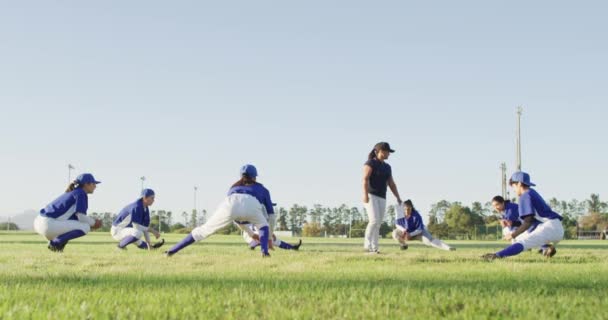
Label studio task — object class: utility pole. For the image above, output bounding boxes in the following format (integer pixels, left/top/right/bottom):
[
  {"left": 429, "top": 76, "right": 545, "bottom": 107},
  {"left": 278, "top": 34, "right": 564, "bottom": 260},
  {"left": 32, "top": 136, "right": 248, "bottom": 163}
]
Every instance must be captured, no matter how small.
[
  {"left": 140, "top": 176, "right": 146, "bottom": 191},
  {"left": 516, "top": 106, "right": 523, "bottom": 171},
  {"left": 68, "top": 164, "right": 75, "bottom": 183},
  {"left": 500, "top": 162, "right": 507, "bottom": 199}
]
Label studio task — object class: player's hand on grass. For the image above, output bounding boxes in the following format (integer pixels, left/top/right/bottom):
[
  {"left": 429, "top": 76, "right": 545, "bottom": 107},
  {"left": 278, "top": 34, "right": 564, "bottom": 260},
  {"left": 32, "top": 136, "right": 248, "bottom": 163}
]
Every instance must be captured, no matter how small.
[
  {"left": 505, "top": 233, "right": 514, "bottom": 241},
  {"left": 268, "top": 239, "right": 274, "bottom": 250},
  {"left": 92, "top": 219, "right": 103, "bottom": 230}
]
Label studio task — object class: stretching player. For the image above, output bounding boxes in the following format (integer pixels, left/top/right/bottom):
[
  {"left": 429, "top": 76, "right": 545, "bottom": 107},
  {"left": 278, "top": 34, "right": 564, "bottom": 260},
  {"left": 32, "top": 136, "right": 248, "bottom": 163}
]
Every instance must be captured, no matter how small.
[
  {"left": 483, "top": 172, "right": 564, "bottom": 260},
  {"left": 165, "top": 164, "right": 273, "bottom": 257},
  {"left": 235, "top": 222, "right": 302, "bottom": 251},
  {"left": 491, "top": 196, "right": 521, "bottom": 242},
  {"left": 33, "top": 173, "right": 103, "bottom": 252},
  {"left": 392, "top": 200, "right": 455, "bottom": 251},
  {"left": 111, "top": 189, "right": 164, "bottom": 251}
]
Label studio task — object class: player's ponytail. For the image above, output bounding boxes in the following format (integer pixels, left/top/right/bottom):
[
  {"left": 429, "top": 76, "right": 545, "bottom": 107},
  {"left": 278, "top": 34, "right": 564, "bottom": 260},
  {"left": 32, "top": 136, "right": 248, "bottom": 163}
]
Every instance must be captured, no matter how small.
[
  {"left": 231, "top": 174, "right": 256, "bottom": 188},
  {"left": 367, "top": 148, "right": 377, "bottom": 161},
  {"left": 65, "top": 180, "right": 79, "bottom": 193}
]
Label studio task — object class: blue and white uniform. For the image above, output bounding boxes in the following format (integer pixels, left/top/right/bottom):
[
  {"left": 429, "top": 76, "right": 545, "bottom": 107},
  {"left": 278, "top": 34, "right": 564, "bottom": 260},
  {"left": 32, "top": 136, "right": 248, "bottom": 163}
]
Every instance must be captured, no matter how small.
[
  {"left": 33, "top": 173, "right": 100, "bottom": 249},
  {"left": 512, "top": 188, "right": 564, "bottom": 250},
  {"left": 111, "top": 196, "right": 152, "bottom": 249},
  {"left": 166, "top": 165, "right": 272, "bottom": 256},
  {"left": 494, "top": 172, "right": 564, "bottom": 258},
  {"left": 501, "top": 201, "right": 521, "bottom": 239},
  {"left": 392, "top": 204, "right": 453, "bottom": 251},
  {"left": 235, "top": 222, "right": 299, "bottom": 250}
]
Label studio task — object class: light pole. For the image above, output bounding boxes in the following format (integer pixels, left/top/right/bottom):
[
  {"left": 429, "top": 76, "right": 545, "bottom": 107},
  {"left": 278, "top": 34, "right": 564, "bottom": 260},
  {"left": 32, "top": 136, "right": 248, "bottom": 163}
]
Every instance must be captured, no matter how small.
[
  {"left": 500, "top": 162, "right": 507, "bottom": 199},
  {"left": 193, "top": 186, "right": 198, "bottom": 221},
  {"left": 516, "top": 106, "right": 523, "bottom": 171},
  {"left": 68, "top": 164, "right": 75, "bottom": 183},
  {"left": 140, "top": 176, "right": 146, "bottom": 191}
]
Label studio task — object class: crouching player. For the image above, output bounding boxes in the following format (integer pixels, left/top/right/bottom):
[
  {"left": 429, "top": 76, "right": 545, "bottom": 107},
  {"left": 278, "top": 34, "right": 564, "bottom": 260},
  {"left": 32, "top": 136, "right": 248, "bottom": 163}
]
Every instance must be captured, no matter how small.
[
  {"left": 111, "top": 189, "right": 164, "bottom": 250},
  {"left": 235, "top": 222, "right": 302, "bottom": 251},
  {"left": 483, "top": 172, "right": 564, "bottom": 261},
  {"left": 491, "top": 196, "right": 521, "bottom": 242},
  {"left": 392, "top": 200, "right": 455, "bottom": 251}
]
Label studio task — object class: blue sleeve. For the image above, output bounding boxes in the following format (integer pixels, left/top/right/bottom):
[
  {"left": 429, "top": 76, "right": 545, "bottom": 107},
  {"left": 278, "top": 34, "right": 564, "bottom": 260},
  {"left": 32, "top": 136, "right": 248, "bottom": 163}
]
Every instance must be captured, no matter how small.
[
  {"left": 74, "top": 190, "right": 88, "bottom": 214},
  {"left": 263, "top": 187, "right": 275, "bottom": 214},
  {"left": 131, "top": 206, "right": 145, "bottom": 225},
  {"left": 508, "top": 204, "right": 520, "bottom": 221},
  {"left": 518, "top": 193, "right": 535, "bottom": 218},
  {"left": 396, "top": 217, "right": 407, "bottom": 228}
]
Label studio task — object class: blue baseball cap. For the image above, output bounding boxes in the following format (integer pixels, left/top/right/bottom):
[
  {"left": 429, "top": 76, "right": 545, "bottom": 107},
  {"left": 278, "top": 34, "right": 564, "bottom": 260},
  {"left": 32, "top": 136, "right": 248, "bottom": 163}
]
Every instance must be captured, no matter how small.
[
  {"left": 509, "top": 171, "right": 536, "bottom": 187},
  {"left": 141, "top": 188, "right": 155, "bottom": 198},
  {"left": 240, "top": 164, "right": 258, "bottom": 178},
  {"left": 76, "top": 173, "right": 101, "bottom": 185}
]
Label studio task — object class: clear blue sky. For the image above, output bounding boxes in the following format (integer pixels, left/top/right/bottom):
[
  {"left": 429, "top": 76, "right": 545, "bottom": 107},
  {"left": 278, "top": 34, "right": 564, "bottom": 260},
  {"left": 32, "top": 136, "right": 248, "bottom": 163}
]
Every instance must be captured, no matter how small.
[{"left": 1, "top": 1, "right": 606, "bottom": 222}]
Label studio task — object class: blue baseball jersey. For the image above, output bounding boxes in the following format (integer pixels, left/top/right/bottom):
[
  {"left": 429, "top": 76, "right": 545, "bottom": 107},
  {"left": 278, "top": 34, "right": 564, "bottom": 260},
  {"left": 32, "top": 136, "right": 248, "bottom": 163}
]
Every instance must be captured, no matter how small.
[
  {"left": 518, "top": 189, "right": 563, "bottom": 222},
  {"left": 112, "top": 198, "right": 151, "bottom": 228},
  {"left": 502, "top": 201, "right": 522, "bottom": 227},
  {"left": 40, "top": 189, "right": 88, "bottom": 221},
  {"left": 228, "top": 183, "right": 274, "bottom": 215},
  {"left": 396, "top": 210, "right": 424, "bottom": 234}
]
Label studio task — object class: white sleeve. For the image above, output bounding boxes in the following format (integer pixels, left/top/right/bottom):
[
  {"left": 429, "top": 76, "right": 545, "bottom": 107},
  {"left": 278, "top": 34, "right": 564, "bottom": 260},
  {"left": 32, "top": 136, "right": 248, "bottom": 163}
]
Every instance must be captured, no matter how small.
[
  {"left": 133, "top": 223, "right": 149, "bottom": 232},
  {"left": 395, "top": 203, "right": 408, "bottom": 232},
  {"left": 409, "top": 229, "right": 423, "bottom": 237},
  {"left": 76, "top": 213, "right": 96, "bottom": 227}
]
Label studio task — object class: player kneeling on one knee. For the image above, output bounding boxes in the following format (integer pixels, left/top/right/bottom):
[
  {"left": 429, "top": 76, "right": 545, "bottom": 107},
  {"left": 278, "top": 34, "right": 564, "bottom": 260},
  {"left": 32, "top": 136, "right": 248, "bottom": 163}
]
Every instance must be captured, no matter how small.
[
  {"left": 34, "top": 173, "right": 103, "bottom": 252},
  {"left": 166, "top": 164, "right": 274, "bottom": 258},
  {"left": 393, "top": 200, "right": 454, "bottom": 251},
  {"left": 483, "top": 172, "right": 564, "bottom": 261},
  {"left": 491, "top": 195, "right": 523, "bottom": 243},
  {"left": 111, "top": 189, "right": 164, "bottom": 251},
  {"left": 235, "top": 222, "right": 302, "bottom": 251}
]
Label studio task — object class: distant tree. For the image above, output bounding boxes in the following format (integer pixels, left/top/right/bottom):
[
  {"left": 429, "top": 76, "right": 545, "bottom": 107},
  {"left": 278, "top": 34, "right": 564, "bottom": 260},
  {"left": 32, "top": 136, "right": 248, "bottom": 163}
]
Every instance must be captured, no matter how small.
[
  {"left": 350, "top": 207, "right": 363, "bottom": 223},
  {"left": 586, "top": 194, "right": 606, "bottom": 214},
  {"left": 277, "top": 207, "right": 288, "bottom": 231},
  {"left": 181, "top": 211, "right": 188, "bottom": 225},
  {"left": 288, "top": 204, "right": 308, "bottom": 234},
  {"left": 171, "top": 223, "right": 186, "bottom": 232},
  {"left": 444, "top": 203, "right": 484, "bottom": 236},
  {"left": 429, "top": 200, "right": 451, "bottom": 222},
  {"left": 302, "top": 222, "right": 322, "bottom": 237},
  {"left": 310, "top": 204, "right": 323, "bottom": 224},
  {"left": 0, "top": 222, "right": 19, "bottom": 230}
]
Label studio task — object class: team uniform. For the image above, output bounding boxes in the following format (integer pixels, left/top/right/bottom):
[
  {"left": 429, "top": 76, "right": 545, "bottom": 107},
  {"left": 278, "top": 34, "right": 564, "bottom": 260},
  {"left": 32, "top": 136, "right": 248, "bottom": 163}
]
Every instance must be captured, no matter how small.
[
  {"left": 111, "top": 193, "right": 153, "bottom": 250},
  {"left": 491, "top": 172, "right": 564, "bottom": 259},
  {"left": 235, "top": 222, "right": 301, "bottom": 251},
  {"left": 392, "top": 206, "right": 453, "bottom": 251},
  {"left": 166, "top": 182, "right": 273, "bottom": 256},
  {"left": 501, "top": 201, "right": 522, "bottom": 240},
  {"left": 33, "top": 174, "right": 100, "bottom": 251},
  {"left": 364, "top": 158, "right": 392, "bottom": 253}
]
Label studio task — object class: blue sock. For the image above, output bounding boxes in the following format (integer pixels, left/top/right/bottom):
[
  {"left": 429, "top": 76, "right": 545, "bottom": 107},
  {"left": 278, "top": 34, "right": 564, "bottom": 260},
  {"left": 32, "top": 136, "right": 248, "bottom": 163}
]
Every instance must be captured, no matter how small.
[
  {"left": 167, "top": 233, "right": 195, "bottom": 255},
  {"left": 137, "top": 241, "right": 149, "bottom": 250},
  {"left": 119, "top": 236, "right": 140, "bottom": 249},
  {"left": 259, "top": 226, "right": 269, "bottom": 254},
  {"left": 50, "top": 230, "right": 86, "bottom": 247},
  {"left": 496, "top": 243, "right": 525, "bottom": 258},
  {"left": 279, "top": 241, "right": 294, "bottom": 250}
]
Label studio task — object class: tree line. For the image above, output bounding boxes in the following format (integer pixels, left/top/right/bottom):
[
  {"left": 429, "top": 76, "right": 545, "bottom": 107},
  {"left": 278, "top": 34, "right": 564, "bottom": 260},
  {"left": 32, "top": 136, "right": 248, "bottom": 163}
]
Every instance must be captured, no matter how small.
[{"left": 75, "top": 194, "right": 608, "bottom": 240}]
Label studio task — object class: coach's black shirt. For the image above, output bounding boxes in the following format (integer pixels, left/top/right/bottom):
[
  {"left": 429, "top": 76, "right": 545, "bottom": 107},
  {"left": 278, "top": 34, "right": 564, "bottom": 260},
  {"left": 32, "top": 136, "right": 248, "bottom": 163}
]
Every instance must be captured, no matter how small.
[{"left": 365, "top": 159, "right": 392, "bottom": 199}]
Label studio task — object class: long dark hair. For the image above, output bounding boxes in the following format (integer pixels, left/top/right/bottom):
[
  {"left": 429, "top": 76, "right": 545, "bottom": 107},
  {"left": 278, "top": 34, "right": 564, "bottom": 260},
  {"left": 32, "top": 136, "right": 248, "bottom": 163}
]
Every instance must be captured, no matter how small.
[
  {"left": 368, "top": 147, "right": 377, "bottom": 161},
  {"left": 231, "top": 174, "right": 256, "bottom": 188},
  {"left": 404, "top": 199, "right": 416, "bottom": 211},
  {"left": 65, "top": 180, "right": 80, "bottom": 193}
]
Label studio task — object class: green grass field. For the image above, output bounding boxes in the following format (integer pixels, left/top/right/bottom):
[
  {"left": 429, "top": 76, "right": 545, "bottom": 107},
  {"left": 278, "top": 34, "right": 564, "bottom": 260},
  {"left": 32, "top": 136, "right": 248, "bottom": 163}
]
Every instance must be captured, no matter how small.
[{"left": 1, "top": 232, "right": 607, "bottom": 319}]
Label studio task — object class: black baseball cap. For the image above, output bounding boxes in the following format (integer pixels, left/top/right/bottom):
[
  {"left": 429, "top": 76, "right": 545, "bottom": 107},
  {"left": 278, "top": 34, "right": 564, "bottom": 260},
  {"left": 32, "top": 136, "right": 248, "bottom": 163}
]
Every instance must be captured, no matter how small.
[{"left": 375, "top": 142, "right": 395, "bottom": 153}]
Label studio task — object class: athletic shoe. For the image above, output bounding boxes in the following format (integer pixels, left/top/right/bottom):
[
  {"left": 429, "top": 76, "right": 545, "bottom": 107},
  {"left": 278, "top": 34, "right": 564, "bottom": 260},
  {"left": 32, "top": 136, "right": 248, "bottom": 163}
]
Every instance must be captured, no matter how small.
[
  {"left": 151, "top": 239, "right": 165, "bottom": 249},
  {"left": 543, "top": 245, "right": 557, "bottom": 258},
  {"left": 367, "top": 250, "right": 381, "bottom": 255},
  {"left": 293, "top": 240, "right": 302, "bottom": 251},
  {"left": 481, "top": 253, "right": 500, "bottom": 261},
  {"left": 116, "top": 245, "right": 127, "bottom": 251},
  {"left": 262, "top": 252, "right": 271, "bottom": 258},
  {"left": 400, "top": 244, "right": 409, "bottom": 251},
  {"left": 164, "top": 251, "right": 174, "bottom": 257}
]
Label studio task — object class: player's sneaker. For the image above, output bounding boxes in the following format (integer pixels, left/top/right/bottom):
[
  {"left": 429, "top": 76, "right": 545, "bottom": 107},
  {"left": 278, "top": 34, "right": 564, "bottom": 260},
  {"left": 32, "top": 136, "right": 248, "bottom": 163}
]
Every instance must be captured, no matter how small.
[
  {"left": 47, "top": 242, "right": 64, "bottom": 252},
  {"left": 293, "top": 240, "right": 302, "bottom": 251},
  {"left": 164, "top": 251, "right": 175, "bottom": 257},
  {"left": 262, "top": 252, "right": 271, "bottom": 258},
  {"left": 151, "top": 239, "right": 165, "bottom": 249},
  {"left": 481, "top": 253, "right": 500, "bottom": 261},
  {"left": 367, "top": 250, "right": 381, "bottom": 255},
  {"left": 116, "top": 244, "right": 127, "bottom": 251},
  {"left": 543, "top": 245, "right": 557, "bottom": 258},
  {"left": 400, "top": 244, "right": 409, "bottom": 251}
]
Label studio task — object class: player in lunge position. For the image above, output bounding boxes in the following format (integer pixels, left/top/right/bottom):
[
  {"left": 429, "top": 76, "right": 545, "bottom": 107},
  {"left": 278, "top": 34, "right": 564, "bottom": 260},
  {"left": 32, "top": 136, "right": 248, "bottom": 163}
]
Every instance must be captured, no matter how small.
[
  {"left": 34, "top": 173, "right": 103, "bottom": 252},
  {"left": 165, "top": 164, "right": 274, "bottom": 257},
  {"left": 392, "top": 200, "right": 455, "bottom": 251},
  {"left": 482, "top": 172, "right": 564, "bottom": 261},
  {"left": 111, "top": 189, "right": 164, "bottom": 251}
]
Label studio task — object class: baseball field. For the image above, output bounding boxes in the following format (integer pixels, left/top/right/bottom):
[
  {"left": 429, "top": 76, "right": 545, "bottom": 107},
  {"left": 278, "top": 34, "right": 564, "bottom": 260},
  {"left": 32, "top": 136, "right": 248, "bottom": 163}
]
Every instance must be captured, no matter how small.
[{"left": 1, "top": 232, "right": 607, "bottom": 319}]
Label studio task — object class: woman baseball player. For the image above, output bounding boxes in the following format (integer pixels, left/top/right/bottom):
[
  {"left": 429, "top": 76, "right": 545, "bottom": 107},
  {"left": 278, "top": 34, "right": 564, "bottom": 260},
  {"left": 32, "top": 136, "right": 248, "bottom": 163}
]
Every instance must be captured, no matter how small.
[
  {"left": 483, "top": 172, "right": 564, "bottom": 260},
  {"left": 363, "top": 142, "right": 402, "bottom": 254},
  {"left": 235, "top": 222, "right": 302, "bottom": 251},
  {"left": 491, "top": 195, "right": 522, "bottom": 241},
  {"left": 166, "top": 164, "right": 274, "bottom": 257},
  {"left": 33, "top": 173, "right": 103, "bottom": 252},
  {"left": 111, "top": 189, "right": 165, "bottom": 250},
  {"left": 392, "top": 200, "right": 454, "bottom": 251}
]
